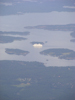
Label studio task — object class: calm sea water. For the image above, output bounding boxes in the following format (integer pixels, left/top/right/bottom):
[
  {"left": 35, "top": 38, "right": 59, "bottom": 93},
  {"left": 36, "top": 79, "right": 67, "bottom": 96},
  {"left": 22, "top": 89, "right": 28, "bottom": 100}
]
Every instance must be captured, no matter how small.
[{"left": 0, "top": 11, "right": 75, "bottom": 66}]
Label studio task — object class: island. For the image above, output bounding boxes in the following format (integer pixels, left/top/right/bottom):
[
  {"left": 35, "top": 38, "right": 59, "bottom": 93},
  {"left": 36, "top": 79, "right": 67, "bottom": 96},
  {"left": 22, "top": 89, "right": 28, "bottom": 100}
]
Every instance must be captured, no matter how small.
[
  {"left": 70, "top": 39, "right": 75, "bottom": 42},
  {"left": 70, "top": 31, "right": 75, "bottom": 38},
  {"left": 70, "top": 32, "right": 75, "bottom": 42},
  {"left": 25, "top": 24, "right": 75, "bottom": 31},
  {"left": 30, "top": 42, "right": 44, "bottom": 48},
  {"left": 5, "top": 48, "right": 29, "bottom": 56},
  {"left": 0, "top": 60, "right": 75, "bottom": 100},
  {"left": 30, "top": 41, "right": 44, "bottom": 45},
  {"left": 40, "top": 48, "right": 75, "bottom": 60},
  {"left": 0, "top": 31, "right": 30, "bottom": 36},
  {"left": 0, "top": 36, "right": 27, "bottom": 43}
]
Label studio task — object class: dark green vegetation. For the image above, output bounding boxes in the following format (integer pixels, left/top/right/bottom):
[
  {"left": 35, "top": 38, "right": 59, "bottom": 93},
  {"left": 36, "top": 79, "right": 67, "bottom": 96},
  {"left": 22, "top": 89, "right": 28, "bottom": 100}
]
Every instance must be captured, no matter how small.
[
  {"left": 0, "top": 31, "right": 30, "bottom": 36},
  {"left": 5, "top": 49, "right": 29, "bottom": 56},
  {"left": 70, "top": 31, "right": 75, "bottom": 38},
  {"left": 0, "top": 36, "right": 26, "bottom": 43},
  {"left": 70, "top": 39, "right": 75, "bottom": 42},
  {"left": 0, "top": 60, "right": 75, "bottom": 100},
  {"left": 25, "top": 24, "right": 75, "bottom": 43},
  {"left": 0, "top": 0, "right": 75, "bottom": 16},
  {"left": 25, "top": 24, "right": 75, "bottom": 31},
  {"left": 70, "top": 31, "right": 75, "bottom": 42},
  {"left": 31, "top": 41, "right": 44, "bottom": 45},
  {"left": 0, "top": 31, "right": 28, "bottom": 43},
  {"left": 40, "top": 48, "right": 75, "bottom": 60}
]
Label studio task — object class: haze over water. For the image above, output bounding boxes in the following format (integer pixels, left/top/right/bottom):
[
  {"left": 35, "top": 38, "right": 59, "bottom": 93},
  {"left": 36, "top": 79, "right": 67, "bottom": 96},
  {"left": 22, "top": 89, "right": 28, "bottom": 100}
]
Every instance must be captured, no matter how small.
[
  {"left": 0, "top": 11, "right": 75, "bottom": 66},
  {"left": 0, "top": 1, "right": 75, "bottom": 100}
]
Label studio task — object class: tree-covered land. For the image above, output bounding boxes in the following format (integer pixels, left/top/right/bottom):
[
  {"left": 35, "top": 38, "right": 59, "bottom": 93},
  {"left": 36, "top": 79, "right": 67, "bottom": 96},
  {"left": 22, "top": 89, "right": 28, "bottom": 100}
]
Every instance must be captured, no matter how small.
[
  {"left": 70, "top": 31, "right": 75, "bottom": 38},
  {"left": 5, "top": 48, "right": 29, "bottom": 56},
  {"left": 0, "top": 60, "right": 75, "bottom": 100},
  {"left": 0, "top": 0, "right": 75, "bottom": 16},
  {"left": 0, "top": 36, "right": 27, "bottom": 43},
  {"left": 40, "top": 48, "right": 75, "bottom": 60},
  {"left": 30, "top": 41, "right": 44, "bottom": 45},
  {"left": 25, "top": 24, "right": 75, "bottom": 31},
  {"left": 70, "top": 32, "right": 75, "bottom": 42},
  {"left": 70, "top": 39, "right": 75, "bottom": 42},
  {"left": 0, "top": 31, "right": 30, "bottom": 36}
]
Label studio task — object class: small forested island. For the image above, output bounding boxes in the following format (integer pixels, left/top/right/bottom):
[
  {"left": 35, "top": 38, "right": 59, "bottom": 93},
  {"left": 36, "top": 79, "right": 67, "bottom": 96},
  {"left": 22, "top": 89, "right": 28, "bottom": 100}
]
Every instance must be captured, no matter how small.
[
  {"left": 0, "top": 31, "right": 30, "bottom": 36},
  {"left": 0, "top": 36, "right": 27, "bottom": 43},
  {"left": 25, "top": 24, "right": 75, "bottom": 31},
  {"left": 31, "top": 41, "right": 44, "bottom": 45},
  {"left": 70, "top": 39, "right": 75, "bottom": 42},
  {"left": 70, "top": 31, "right": 75, "bottom": 38},
  {"left": 0, "top": 60, "right": 75, "bottom": 100},
  {"left": 70, "top": 32, "right": 75, "bottom": 42},
  {"left": 40, "top": 48, "right": 75, "bottom": 60},
  {"left": 5, "top": 48, "right": 29, "bottom": 56}
]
